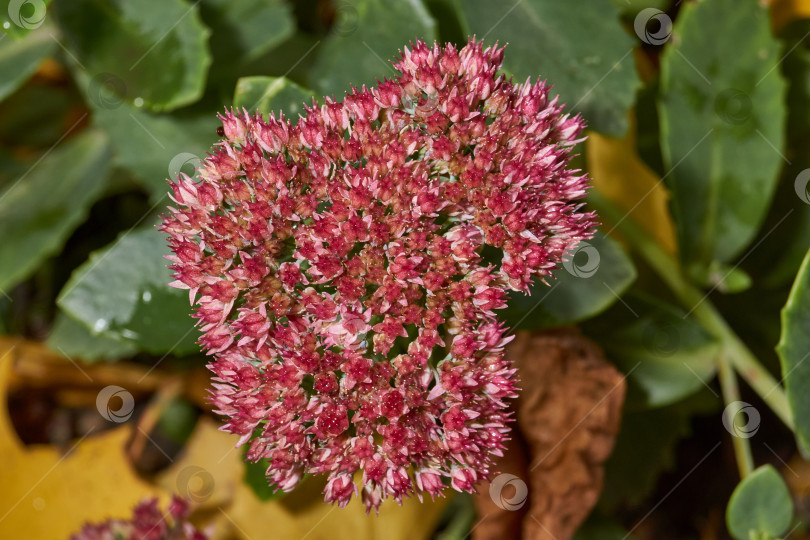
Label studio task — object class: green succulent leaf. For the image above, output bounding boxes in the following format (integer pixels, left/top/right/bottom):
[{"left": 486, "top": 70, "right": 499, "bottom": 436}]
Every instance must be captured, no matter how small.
[
  {"left": 658, "top": 0, "right": 786, "bottom": 277},
  {"left": 587, "top": 294, "right": 720, "bottom": 409},
  {"left": 610, "top": 0, "right": 668, "bottom": 17},
  {"left": 309, "top": 0, "right": 437, "bottom": 98},
  {"left": 421, "top": 0, "right": 466, "bottom": 45},
  {"left": 240, "top": 32, "right": 320, "bottom": 88},
  {"left": 0, "top": 23, "right": 56, "bottom": 102},
  {"left": 46, "top": 310, "right": 138, "bottom": 362},
  {"left": 1, "top": 0, "right": 52, "bottom": 40},
  {"left": 777, "top": 248, "right": 810, "bottom": 458},
  {"left": 502, "top": 231, "right": 637, "bottom": 330},
  {"left": 201, "top": 0, "right": 294, "bottom": 79},
  {"left": 52, "top": 0, "right": 211, "bottom": 111},
  {"left": 233, "top": 76, "right": 315, "bottom": 118},
  {"left": 0, "top": 146, "right": 29, "bottom": 189},
  {"left": 0, "top": 130, "right": 111, "bottom": 292},
  {"left": 86, "top": 97, "right": 218, "bottom": 201},
  {"left": 57, "top": 227, "right": 199, "bottom": 356},
  {"left": 760, "top": 20, "right": 810, "bottom": 288},
  {"left": 726, "top": 465, "right": 793, "bottom": 540},
  {"left": 456, "top": 0, "right": 640, "bottom": 136},
  {"left": 762, "top": 193, "right": 810, "bottom": 290}
]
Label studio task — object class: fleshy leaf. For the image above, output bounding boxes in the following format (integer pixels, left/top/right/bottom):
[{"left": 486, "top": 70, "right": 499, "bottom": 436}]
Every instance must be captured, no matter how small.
[
  {"left": 52, "top": 0, "right": 210, "bottom": 111},
  {"left": 502, "top": 231, "right": 637, "bottom": 330},
  {"left": 777, "top": 248, "right": 810, "bottom": 458},
  {"left": 201, "top": 0, "right": 294, "bottom": 77},
  {"left": 57, "top": 227, "right": 199, "bottom": 356},
  {"left": 610, "top": 0, "right": 668, "bottom": 16},
  {"left": 85, "top": 96, "right": 218, "bottom": 201},
  {"left": 658, "top": 0, "right": 786, "bottom": 277},
  {"left": 456, "top": 0, "right": 640, "bottom": 136},
  {"left": 573, "top": 515, "right": 634, "bottom": 540},
  {"left": 233, "top": 76, "right": 315, "bottom": 118},
  {"left": 0, "top": 23, "right": 55, "bottom": 102},
  {"left": 46, "top": 310, "right": 138, "bottom": 362},
  {"left": 726, "top": 465, "right": 793, "bottom": 540},
  {"left": 0, "top": 0, "right": 52, "bottom": 40},
  {"left": 587, "top": 294, "right": 719, "bottom": 409},
  {"left": 761, "top": 20, "right": 810, "bottom": 287},
  {"left": 0, "top": 130, "right": 111, "bottom": 292},
  {"left": 309, "top": 0, "right": 437, "bottom": 98},
  {"left": 156, "top": 397, "right": 198, "bottom": 445}
]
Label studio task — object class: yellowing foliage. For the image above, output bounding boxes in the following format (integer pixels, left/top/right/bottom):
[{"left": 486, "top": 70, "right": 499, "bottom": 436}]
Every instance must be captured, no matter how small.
[
  {"left": 0, "top": 341, "right": 168, "bottom": 539},
  {"left": 586, "top": 115, "right": 678, "bottom": 255}
]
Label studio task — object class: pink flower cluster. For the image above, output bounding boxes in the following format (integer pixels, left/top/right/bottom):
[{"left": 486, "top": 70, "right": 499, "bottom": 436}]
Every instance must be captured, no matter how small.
[
  {"left": 162, "top": 38, "right": 593, "bottom": 511},
  {"left": 71, "top": 497, "right": 207, "bottom": 540}
]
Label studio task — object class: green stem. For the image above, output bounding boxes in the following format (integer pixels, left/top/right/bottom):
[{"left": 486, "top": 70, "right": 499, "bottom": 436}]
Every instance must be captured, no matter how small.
[
  {"left": 716, "top": 350, "right": 754, "bottom": 478},
  {"left": 588, "top": 190, "right": 794, "bottom": 430}
]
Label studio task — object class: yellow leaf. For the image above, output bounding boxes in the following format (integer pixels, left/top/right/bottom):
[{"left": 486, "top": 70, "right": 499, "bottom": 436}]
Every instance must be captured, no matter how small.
[
  {"left": 221, "top": 480, "right": 448, "bottom": 540},
  {"left": 770, "top": 0, "right": 810, "bottom": 33},
  {"left": 586, "top": 115, "right": 678, "bottom": 255},
  {"left": 0, "top": 337, "right": 449, "bottom": 539},
  {"left": 164, "top": 418, "right": 449, "bottom": 540},
  {"left": 0, "top": 340, "right": 169, "bottom": 539},
  {"left": 155, "top": 417, "right": 243, "bottom": 512}
]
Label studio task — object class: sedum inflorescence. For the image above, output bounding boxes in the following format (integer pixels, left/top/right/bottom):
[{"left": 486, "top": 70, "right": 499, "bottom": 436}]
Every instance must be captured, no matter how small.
[
  {"left": 161, "top": 38, "right": 594, "bottom": 512},
  {"left": 71, "top": 497, "right": 207, "bottom": 540}
]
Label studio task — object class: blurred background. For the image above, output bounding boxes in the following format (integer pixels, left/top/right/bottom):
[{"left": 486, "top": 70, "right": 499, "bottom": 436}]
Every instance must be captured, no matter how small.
[{"left": 1, "top": 0, "right": 810, "bottom": 538}]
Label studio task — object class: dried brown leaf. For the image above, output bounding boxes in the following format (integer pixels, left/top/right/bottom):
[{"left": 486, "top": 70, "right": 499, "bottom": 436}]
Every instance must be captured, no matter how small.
[{"left": 473, "top": 328, "right": 626, "bottom": 540}]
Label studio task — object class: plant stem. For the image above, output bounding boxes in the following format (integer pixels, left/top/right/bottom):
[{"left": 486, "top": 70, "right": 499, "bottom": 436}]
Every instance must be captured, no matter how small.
[
  {"left": 716, "top": 350, "right": 754, "bottom": 478},
  {"left": 588, "top": 190, "right": 794, "bottom": 430}
]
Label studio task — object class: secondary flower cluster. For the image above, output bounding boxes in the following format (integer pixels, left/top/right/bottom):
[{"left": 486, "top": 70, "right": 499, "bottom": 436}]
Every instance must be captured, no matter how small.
[
  {"left": 70, "top": 497, "right": 207, "bottom": 540},
  {"left": 162, "top": 38, "right": 593, "bottom": 511}
]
